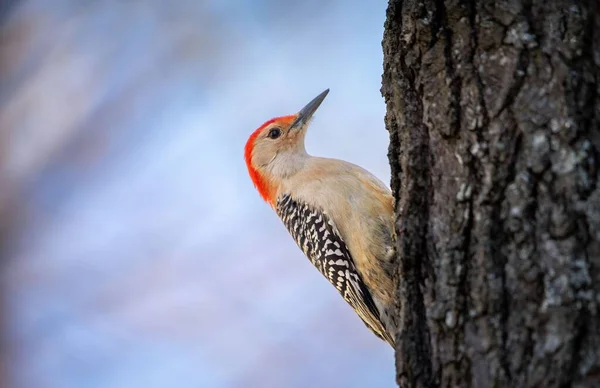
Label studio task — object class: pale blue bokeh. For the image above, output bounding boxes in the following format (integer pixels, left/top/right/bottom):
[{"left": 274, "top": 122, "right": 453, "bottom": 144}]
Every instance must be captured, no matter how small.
[{"left": 1, "top": 1, "right": 395, "bottom": 387}]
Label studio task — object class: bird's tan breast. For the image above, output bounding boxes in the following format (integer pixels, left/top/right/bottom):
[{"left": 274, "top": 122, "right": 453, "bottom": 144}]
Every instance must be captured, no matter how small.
[{"left": 279, "top": 158, "right": 395, "bottom": 305}]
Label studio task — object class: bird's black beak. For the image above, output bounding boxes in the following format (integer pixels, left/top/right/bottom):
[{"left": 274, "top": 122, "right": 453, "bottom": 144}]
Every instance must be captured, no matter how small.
[{"left": 289, "top": 89, "right": 329, "bottom": 131}]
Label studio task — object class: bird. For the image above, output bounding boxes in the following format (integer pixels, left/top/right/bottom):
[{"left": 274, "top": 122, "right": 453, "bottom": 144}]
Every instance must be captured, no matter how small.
[{"left": 244, "top": 89, "right": 396, "bottom": 347}]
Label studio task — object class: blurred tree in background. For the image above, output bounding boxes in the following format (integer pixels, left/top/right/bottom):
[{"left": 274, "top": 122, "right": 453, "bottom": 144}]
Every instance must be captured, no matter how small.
[{"left": 382, "top": 1, "right": 600, "bottom": 387}]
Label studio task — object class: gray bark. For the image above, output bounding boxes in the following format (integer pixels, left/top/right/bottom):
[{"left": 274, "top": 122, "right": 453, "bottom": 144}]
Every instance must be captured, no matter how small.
[{"left": 381, "top": 1, "right": 600, "bottom": 387}]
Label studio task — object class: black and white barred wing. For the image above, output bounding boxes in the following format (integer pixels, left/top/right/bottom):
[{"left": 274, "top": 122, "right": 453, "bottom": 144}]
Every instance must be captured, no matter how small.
[{"left": 276, "top": 194, "right": 393, "bottom": 344}]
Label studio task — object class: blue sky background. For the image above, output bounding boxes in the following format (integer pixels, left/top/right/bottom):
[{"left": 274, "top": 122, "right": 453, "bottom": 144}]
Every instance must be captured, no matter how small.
[{"left": 0, "top": 1, "right": 395, "bottom": 387}]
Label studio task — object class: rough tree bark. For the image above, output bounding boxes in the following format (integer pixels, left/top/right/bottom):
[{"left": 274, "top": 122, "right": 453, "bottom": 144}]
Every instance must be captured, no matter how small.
[{"left": 381, "top": 1, "right": 600, "bottom": 387}]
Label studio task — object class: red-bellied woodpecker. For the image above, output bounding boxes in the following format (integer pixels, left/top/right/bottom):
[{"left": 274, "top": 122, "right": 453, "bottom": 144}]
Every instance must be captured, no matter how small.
[{"left": 244, "top": 89, "right": 396, "bottom": 346}]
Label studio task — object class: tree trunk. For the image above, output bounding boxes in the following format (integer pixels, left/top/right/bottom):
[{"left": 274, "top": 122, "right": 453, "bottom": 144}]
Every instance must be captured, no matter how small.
[{"left": 381, "top": 1, "right": 600, "bottom": 387}]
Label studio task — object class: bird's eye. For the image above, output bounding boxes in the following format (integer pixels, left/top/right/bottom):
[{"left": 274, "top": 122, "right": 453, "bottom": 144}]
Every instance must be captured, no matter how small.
[{"left": 267, "top": 128, "right": 282, "bottom": 139}]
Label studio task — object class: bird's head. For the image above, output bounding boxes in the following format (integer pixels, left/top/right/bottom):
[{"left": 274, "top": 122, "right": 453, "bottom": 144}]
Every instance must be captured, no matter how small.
[{"left": 245, "top": 89, "right": 329, "bottom": 205}]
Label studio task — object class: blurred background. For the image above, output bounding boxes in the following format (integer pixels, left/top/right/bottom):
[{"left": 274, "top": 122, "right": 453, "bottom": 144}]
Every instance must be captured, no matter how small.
[{"left": 0, "top": 0, "right": 393, "bottom": 387}]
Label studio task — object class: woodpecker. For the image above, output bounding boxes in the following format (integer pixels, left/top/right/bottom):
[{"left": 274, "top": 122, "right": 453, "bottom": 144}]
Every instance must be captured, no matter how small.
[{"left": 244, "top": 89, "right": 396, "bottom": 347}]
